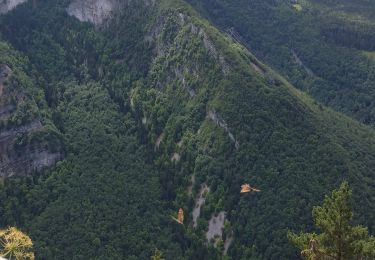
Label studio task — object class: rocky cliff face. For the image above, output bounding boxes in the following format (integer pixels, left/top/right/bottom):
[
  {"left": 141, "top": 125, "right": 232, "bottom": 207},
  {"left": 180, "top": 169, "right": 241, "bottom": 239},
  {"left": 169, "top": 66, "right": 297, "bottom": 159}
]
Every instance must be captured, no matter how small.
[
  {"left": 67, "top": 0, "right": 155, "bottom": 25},
  {"left": 67, "top": 0, "right": 120, "bottom": 25},
  {"left": 2, "top": 0, "right": 122, "bottom": 24},
  {"left": 0, "top": 64, "right": 61, "bottom": 177},
  {"left": 0, "top": 0, "right": 28, "bottom": 14}
]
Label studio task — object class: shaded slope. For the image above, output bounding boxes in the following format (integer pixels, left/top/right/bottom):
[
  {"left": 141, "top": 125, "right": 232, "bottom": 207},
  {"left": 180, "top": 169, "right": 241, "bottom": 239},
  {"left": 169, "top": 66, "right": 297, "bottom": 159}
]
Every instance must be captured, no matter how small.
[{"left": 0, "top": 41, "right": 62, "bottom": 177}]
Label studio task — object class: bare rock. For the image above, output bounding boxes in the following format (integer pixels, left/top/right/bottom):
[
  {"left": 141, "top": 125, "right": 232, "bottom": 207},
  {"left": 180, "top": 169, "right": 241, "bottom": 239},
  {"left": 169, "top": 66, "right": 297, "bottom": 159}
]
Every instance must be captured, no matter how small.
[
  {"left": 207, "top": 110, "right": 239, "bottom": 150},
  {"left": 0, "top": 0, "right": 28, "bottom": 14},
  {"left": 206, "top": 211, "right": 226, "bottom": 246},
  {"left": 67, "top": 0, "right": 119, "bottom": 25}
]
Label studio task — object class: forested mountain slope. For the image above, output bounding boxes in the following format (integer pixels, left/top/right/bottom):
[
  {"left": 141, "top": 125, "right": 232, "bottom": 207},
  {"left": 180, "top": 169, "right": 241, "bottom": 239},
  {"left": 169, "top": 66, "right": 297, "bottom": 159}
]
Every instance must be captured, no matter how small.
[
  {"left": 188, "top": 0, "right": 375, "bottom": 126},
  {"left": 0, "top": 0, "right": 374, "bottom": 259},
  {"left": 0, "top": 42, "right": 62, "bottom": 177}
]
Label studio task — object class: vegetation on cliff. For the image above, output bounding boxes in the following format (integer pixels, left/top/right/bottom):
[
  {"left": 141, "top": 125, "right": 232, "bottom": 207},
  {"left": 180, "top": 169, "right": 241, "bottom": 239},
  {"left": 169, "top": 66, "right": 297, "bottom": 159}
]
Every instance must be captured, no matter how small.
[{"left": 0, "top": 0, "right": 374, "bottom": 259}]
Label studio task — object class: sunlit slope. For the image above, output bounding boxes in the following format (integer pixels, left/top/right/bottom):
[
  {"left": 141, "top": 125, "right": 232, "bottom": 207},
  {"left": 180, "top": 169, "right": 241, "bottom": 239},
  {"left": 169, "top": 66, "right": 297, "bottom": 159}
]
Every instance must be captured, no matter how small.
[{"left": 188, "top": 0, "right": 375, "bottom": 126}]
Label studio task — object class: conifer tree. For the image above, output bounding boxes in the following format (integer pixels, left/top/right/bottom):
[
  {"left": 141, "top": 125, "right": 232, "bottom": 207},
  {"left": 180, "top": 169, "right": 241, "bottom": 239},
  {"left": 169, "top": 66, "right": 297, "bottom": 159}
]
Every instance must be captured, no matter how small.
[{"left": 288, "top": 182, "right": 375, "bottom": 260}]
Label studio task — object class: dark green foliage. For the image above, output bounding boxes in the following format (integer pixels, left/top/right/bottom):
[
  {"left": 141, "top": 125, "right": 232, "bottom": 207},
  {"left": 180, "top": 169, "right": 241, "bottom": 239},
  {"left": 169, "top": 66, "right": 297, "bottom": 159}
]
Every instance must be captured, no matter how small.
[
  {"left": 288, "top": 182, "right": 375, "bottom": 260},
  {"left": 188, "top": 0, "right": 375, "bottom": 126},
  {"left": 0, "top": 0, "right": 374, "bottom": 259}
]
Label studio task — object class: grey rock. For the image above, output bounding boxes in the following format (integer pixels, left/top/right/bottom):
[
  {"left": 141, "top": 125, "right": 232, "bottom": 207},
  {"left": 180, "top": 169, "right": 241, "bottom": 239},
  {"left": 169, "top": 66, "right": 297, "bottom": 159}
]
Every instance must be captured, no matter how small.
[{"left": 0, "top": 0, "right": 28, "bottom": 14}]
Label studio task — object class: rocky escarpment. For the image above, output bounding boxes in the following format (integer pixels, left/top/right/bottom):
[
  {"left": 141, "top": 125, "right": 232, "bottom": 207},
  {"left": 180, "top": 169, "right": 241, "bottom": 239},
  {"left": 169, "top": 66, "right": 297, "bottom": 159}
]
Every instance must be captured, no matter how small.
[
  {"left": 207, "top": 110, "right": 239, "bottom": 150},
  {"left": 67, "top": 0, "right": 120, "bottom": 25},
  {"left": 0, "top": 64, "right": 62, "bottom": 177},
  {"left": 0, "top": 0, "right": 28, "bottom": 14},
  {"left": 67, "top": 0, "right": 155, "bottom": 25},
  {"left": 0, "top": 120, "right": 62, "bottom": 177}
]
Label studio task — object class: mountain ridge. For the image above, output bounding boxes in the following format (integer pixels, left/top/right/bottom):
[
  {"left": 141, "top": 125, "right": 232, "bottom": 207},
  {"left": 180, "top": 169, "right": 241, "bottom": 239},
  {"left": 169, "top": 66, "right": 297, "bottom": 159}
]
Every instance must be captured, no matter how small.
[
  {"left": 0, "top": 0, "right": 374, "bottom": 259},
  {"left": 187, "top": 0, "right": 375, "bottom": 126}
]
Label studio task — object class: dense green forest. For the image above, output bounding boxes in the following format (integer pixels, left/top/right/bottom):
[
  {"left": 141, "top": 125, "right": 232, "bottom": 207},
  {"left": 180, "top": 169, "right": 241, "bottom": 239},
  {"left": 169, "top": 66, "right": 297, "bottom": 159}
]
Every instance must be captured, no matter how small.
[
  {"left": 188, "top": 0, "right": 375, "bottom": 125},
  {"left": 0, "top": 0, "right": 374, "bottom": 259}
]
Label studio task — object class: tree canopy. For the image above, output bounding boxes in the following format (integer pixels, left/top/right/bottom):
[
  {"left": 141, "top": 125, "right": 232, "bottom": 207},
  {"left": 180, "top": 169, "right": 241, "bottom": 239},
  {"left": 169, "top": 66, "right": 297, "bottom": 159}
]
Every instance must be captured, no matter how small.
[
  {"left": 0, "top": 0, "right": 375, "bottom": 259},
  {"left": 288, "top": 182, "right": 375, "bottom": 260}
]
